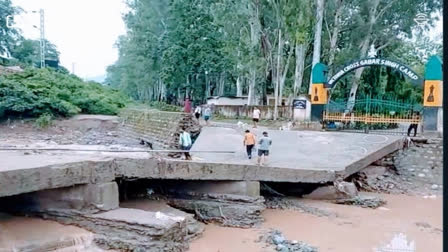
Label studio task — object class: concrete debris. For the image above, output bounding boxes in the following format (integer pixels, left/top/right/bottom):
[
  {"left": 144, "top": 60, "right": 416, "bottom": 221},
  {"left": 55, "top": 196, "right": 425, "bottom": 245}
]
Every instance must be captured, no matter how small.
[
  {"left": 40, "top": 208, "right": 189, "bottom": 252},
  {"left": 333, "top": 196, "right": 387, "bottom": 209},
  {"left": 167, "top": 193, "right": 265, "bottom": 228},
  {"left": 120, "top": 199, "right": 205, "bottom": 241},
  {"left": 303, "top": 181, "right": 358, "bottom": 200},
  {"left": 265, "top": 197, "right": 337, "bottom": 218},
  {"left": 260, "top": 230, "right": 318, "bottom": 252}
]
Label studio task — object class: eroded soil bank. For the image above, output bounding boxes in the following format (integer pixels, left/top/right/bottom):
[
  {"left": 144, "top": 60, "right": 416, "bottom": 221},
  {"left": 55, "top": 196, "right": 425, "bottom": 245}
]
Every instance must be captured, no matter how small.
[{"left": 188, "top": 193, "right": 442, "bottom": 252}]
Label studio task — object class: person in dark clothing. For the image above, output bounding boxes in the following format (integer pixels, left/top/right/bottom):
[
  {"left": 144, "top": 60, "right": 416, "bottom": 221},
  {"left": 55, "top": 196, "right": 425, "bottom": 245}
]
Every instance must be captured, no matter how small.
[{"left": 407, "top": 111, "right": 420, "bottom": 137}]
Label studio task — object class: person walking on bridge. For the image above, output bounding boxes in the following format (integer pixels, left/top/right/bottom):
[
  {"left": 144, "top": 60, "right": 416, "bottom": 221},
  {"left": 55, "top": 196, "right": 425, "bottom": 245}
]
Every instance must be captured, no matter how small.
[
  {"left": 203, "top": 106, "right": 212, "bottom": 126},
  {"left": 252, "top": 107, "right": 261, "bottom": 128},
  {"left": 257, "top": 131, "right": 272, "bottom": 166},
  {"left": 179, "top": 127, "right": 192, "bottom": 160},
  {"left": 243, "top": 129, "right": 256, "bottom": 159}
]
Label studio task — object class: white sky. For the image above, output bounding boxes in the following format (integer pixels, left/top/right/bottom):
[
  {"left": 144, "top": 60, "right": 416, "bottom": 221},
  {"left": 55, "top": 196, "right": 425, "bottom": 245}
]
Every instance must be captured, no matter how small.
[
  {"left": 10, "top": 1, "right": 443, "bottom": 80},
  {"left": 11, "top": 0, "right": 127, "bottom": 80}
]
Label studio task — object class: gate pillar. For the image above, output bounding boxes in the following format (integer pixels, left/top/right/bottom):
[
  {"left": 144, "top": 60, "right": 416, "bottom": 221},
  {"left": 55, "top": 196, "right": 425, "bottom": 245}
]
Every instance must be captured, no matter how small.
[
  {"left": 422, "top": 55, "right": 443, "bottom": 136},
  {"left": 310, "top": 63, "right": 329, "bottom": 121}
]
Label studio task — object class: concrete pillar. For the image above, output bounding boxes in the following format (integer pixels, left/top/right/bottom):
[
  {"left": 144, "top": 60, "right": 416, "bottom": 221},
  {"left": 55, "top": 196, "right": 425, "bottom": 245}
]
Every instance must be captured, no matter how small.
[
  {"left": 178, "top": 181, "right": 260, "bottom": 197},
  {"left": 32, "top": 182, "right": 119, "bottom": 213},
  {"left": 293, "top": 96, "right": 311, "bottom": 122}
]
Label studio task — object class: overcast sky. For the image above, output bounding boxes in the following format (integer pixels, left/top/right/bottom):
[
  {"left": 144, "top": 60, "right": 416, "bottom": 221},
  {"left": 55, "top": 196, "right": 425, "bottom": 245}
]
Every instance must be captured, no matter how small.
[
  {"left": 12, "top": 0, "right": 127, "bottom": 80},
  {"left": 11, "top": 0, "right": 443, "bottom": 81}
]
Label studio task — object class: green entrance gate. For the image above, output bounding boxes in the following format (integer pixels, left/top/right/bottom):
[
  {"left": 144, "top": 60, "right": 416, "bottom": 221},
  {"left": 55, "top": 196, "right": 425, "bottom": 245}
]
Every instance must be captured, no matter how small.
[
  {"left": 323, "top": 95, "right": 423, "bottom": 135},
  {"left": 311, "top": 56, "right": 442, "bottom": 136}
]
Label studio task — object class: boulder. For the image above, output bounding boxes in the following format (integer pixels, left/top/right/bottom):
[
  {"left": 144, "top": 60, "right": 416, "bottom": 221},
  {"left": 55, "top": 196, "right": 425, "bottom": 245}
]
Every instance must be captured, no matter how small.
[{"left": 304, "top": 182, "right": 358, "bottom": 200}]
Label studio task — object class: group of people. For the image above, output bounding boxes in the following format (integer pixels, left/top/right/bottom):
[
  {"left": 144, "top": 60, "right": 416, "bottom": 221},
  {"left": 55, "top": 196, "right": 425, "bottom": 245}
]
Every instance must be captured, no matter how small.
[
  {"left": 243, "top": 129, "right": 272, "bottom": 166},
  {"left": 181, "top": 99, "right": 270, "bottom": 164},
  {"left": 183, "top": 98, "right": 212, "bottom": 125}
]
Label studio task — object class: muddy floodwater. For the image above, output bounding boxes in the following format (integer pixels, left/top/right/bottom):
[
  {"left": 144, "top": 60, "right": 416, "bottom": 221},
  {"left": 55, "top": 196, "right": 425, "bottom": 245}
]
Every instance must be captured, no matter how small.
[{"left": 189, "top": 193, "right": 442, "bottom": 252}]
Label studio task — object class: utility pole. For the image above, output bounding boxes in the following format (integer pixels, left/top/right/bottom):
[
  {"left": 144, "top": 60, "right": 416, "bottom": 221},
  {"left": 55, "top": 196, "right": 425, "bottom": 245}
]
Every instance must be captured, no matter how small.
[
  {"left": 72, "top": 62, "right": 75, "bottom": 74},
  {"left": 39, "top": 9, "right": 45, "bottom": 68}
]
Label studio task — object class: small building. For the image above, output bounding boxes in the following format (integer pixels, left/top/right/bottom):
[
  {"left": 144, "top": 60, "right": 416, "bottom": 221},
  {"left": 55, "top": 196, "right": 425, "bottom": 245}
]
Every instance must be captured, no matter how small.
[
  {"left": 266, "top": 95, "right": 289, "bottom": 106},
  {"left": 206, "top": 96, "right": 248, "bottom": 106},
  {"left": 207, "top": 95, "right": 290, "bottom": 106},
  {"left": 0, "top": 65, "right": 23, "bottom": 75}
]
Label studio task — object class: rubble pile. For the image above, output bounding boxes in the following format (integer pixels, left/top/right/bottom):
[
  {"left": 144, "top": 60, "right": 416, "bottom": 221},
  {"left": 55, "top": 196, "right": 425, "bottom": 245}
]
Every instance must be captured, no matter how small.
[
  {"left": 265, "top": 197, "right": 336, "bottom": 218},
  {"left": 333, "top": 196, "right": 387, "bottom": 209},
  {"left": 351, "top": 165, "right": 407, "bottom": 194},
  {"left": 166, "top": 192, "right": 265, "bottom": 228},
  {"left": 260, "top": 230, "right": 318, "bottom": 252}
]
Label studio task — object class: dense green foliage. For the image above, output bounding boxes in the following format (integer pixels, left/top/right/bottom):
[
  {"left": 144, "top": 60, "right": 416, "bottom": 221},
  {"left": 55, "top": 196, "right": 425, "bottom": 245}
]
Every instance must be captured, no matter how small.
[
  {"left": 0, "top": 68, "right": 129, "bottom": 119},
  {"left": 106, "top": 0, "right": 442, "bottom": 108}
]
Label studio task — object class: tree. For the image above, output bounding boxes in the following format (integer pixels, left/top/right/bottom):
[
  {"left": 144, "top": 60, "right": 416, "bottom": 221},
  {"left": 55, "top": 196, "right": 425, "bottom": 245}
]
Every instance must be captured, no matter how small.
[
  {"left": 344, "top": 0, "right": 441, "bottom": 110},
  {"left": 0, "top": 0, "right": 21, "bottom": 60},
  {"left": 10, "top": 39, "right": 60, "bottom": 67},
  {"left": 308, "top": 0, "right": 325, "bottom": 95}
]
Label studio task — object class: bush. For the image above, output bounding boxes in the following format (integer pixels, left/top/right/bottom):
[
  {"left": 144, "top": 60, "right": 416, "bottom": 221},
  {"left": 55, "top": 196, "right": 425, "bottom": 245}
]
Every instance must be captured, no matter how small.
[
  {"left": 0, "top": 68, "right": 130, "bottom": 119},
  {"left": 34, "top": 113, "right": 53, "bottom": 128}
]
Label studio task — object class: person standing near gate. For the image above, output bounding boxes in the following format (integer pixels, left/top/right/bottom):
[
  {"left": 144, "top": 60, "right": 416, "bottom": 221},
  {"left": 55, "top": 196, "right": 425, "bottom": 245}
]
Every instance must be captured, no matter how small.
[
  {"left": 252, "top": 107, "right": 261, "bottom": 128},
  {"left": 407, "top": 111, "right": 420, "bottom": 137},
  {"left": 179, "top": 127, "right": 192, "bottom": 160},
  {"left": 257, "top": 131, "right": 272, "bottom": 166},
  {"left": 243, "top": 129, "right": 256, "bottom": 159}
]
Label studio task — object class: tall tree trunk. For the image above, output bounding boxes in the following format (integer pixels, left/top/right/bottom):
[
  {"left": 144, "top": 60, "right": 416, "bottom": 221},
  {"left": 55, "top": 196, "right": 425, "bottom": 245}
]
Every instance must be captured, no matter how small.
[
  {"left": 248, "top": 70, "right": 256, "bottom": 105},
  {"left": 346, "top": 38, "right": 370, "bottom": 110},
  {"left": 308, "top": 0, "right": 325, "bottom": 95},
  {"left": 218, "top": 73, "right": 225, "bottom": 96},
  {"left": 327, "top": 0, "right": 343, "bottom": 77},
  {"left": 346, "top": 0, "right": 379, "bottom": 111},
  {"left": 236, "top": 76, "right": 242, "bottom": 96},
  {"left": 236, "top": 49, "right": 243, "bottom": 96},
  {"left": 279, "top": 43, "right": 294, "bottom": 107},
  {"left": 274, "top": 29, "right": 282, "bottom": 120},
  {"left": 247, "top": 0, "right": 260, "bottom": 105},
  {"left": 293, "top": 43, "right": 306, "bottom": 97}
]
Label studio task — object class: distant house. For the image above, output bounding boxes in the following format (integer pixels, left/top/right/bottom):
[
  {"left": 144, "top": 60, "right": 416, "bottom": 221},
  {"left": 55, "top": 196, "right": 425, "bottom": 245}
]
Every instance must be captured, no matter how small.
[
  {"left": 206, "top": 96, "right": 249, "bottom": 105},
  {"left": 266, "top": 95, "right": 289, "bottom": 106},
  {"left": 0, "top": 65, "right": 23, "bottom": 75},
  {"left": 207, "top": 95, "right": 290, "bottom": 106}
]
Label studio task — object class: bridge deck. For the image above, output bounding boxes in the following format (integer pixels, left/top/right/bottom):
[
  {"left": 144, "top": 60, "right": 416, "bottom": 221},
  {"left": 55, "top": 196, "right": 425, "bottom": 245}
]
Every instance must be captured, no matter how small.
[{"left": 0, "top": 130, "right": 403, "bottom": 197}]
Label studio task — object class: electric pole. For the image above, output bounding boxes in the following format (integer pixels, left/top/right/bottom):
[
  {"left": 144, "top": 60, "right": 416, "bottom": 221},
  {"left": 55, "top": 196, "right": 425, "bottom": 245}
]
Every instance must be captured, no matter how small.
[{"left": 39, "top": 9, "right": 45, "bottom": 68}]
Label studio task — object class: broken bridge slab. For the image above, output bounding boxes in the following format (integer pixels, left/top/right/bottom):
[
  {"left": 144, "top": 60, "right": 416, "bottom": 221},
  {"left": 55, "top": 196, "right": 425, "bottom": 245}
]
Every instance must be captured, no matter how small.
[{"left": 0, "top": 130, "right": 404, "bottom": 197}]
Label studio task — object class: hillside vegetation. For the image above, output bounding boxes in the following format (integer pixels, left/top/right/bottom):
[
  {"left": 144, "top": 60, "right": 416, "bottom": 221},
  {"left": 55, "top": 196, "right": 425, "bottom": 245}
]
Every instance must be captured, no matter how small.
[{"left": 0, "top": 68, "right": 129, "bottom": 120}]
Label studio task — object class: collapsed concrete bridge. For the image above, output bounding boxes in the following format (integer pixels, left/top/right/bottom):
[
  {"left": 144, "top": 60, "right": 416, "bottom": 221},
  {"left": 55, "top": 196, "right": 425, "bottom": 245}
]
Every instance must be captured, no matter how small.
[{"left": 0, "top": 109, "right": 405, "bottom": 251}]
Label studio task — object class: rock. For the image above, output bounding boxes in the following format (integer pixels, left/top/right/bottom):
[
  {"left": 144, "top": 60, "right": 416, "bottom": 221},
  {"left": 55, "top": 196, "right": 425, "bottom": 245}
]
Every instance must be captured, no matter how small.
[
  {"left": 273, "top": 235, "right": 285, "bottom": 245},
  {"left": 418, "top": 173, "right": 425, "bottom": 177},
  {"left": 304, "top": 181, "right": 357, "bottom": 200},
  {"left": 276, "top": 244, "right": 286, "bottom": 251},
  {"left": 335, "top": 181, "right": 358, "bottom": 198},
  {"left": 431, "top": 184, "right": 438, "bottom": 190},
  {"left": 334, "top": 196, "right": 386, "bottom": 209},
  {"left": 361, "top": 166, "right": 387, "bottom": 178}
]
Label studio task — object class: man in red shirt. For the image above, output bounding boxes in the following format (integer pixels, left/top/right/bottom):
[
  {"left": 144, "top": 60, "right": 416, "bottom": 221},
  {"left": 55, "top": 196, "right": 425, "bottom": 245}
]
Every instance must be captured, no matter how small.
[{"left": 184, "top": 98, "right": 192, "bottom": 113}]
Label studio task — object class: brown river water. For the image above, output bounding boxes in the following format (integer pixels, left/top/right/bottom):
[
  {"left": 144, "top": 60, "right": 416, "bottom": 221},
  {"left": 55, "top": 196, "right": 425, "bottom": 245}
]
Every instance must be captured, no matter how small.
[
  {"left": 0, "top": 193, "right": 441, "bottom": 252},
  {"left": 189, "top": 193, "right": 442, "bottom": 252}
]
